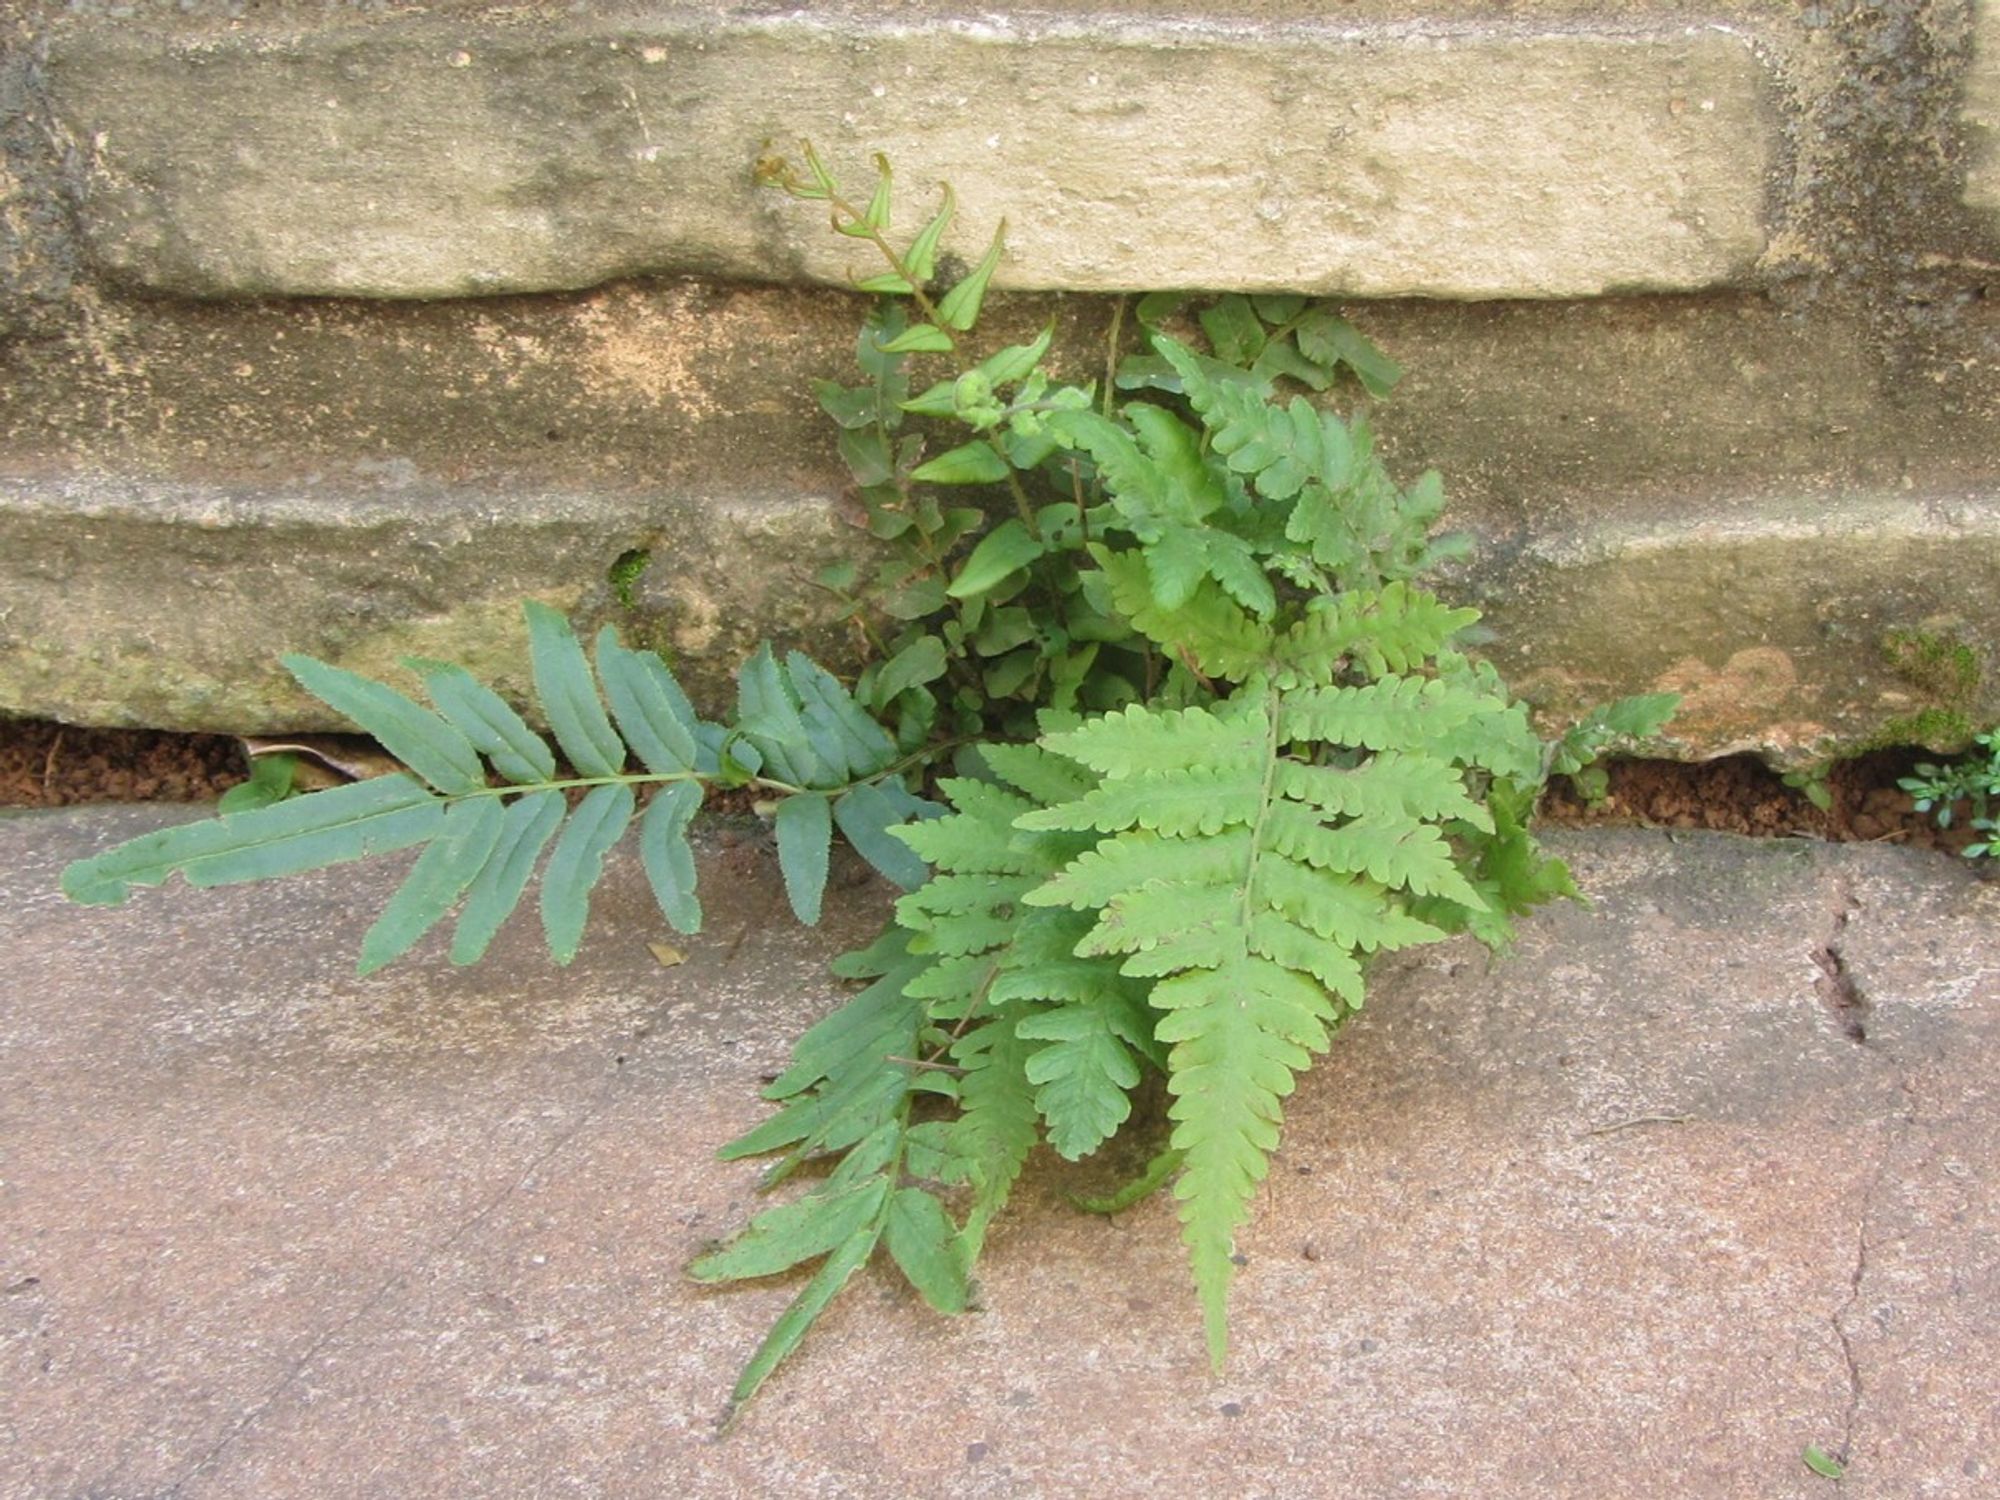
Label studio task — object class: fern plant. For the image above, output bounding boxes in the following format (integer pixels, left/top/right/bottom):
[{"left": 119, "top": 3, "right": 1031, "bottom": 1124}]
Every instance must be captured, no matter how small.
[{"left": 61, "top": 144, "right": 1676, "bottom": 1421}]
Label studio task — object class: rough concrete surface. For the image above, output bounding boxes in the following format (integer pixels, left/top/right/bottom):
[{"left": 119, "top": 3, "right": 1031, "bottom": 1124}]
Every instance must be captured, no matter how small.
[
  {"left": 37, "top": 6, "right": 1773, "bottom": 301},
  {"left": 1960, "top": 0, "right": 2000, "bottom": 221},
  {"left": 1, "top": 13, "right": 76, "bottom": 339},
  {"left": 4, "top": 807, "right": 1996, "bottom": 1497},
  {"left": 1469, "top": 493, "right": 2000, "bottom": 767},
  {"left": 5, "top": 277, "right": 1999, "bottom": 753},
  {"left": 0, "top": 470, "right": 862, "bottom": 732}
]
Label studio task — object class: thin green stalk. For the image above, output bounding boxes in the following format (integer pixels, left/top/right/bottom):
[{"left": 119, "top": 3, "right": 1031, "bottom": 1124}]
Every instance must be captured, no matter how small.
[{"left": 1102, "top": 294, "right": 1127, "bottom": 418}]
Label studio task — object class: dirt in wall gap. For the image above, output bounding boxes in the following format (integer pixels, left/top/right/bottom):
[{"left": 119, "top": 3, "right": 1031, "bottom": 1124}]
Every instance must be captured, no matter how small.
[{"left": 1, "top": 718, "right": 1987, "bottom": 863}]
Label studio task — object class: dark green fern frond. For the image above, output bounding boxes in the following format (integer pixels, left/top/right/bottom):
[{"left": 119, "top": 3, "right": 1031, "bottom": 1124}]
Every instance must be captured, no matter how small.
[
  {"left": 62, "top": 603, "right": 927, "bottom": 967},
  {"left": 703, "top": 739, "right": 1146, "bottom": 1406},
  {"left": 716, "top": 935, "right": 931, "bottom": 1179}
]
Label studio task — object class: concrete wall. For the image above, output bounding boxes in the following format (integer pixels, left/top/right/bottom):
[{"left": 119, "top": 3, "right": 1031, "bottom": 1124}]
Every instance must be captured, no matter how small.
[{"left": 3, "top": 0, "right": 1998, "bottom": 765}]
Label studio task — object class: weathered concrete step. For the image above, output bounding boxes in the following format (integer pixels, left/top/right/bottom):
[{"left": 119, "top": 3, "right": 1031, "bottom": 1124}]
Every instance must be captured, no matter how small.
[
  {"left": 36, "top": 4, "right": 1775, "bottom": 301},
  {"left": 5, "top": 276, "right": 1997, "bottom": 758},
  {"left": 4, "top": 808, "right": 1996, "bottom": 1496},
  {"left": 1966, "top": 2, "right": 2000, "bottom": 219},
  {"left": 0, "top": 470, "right": 857, "bottom": 730},
  {"left": 1470, "top": 493, "right": 2000, "bottom": 765},
  {"left": 10, "top": 284, "right": 1992, "bottom": 535},
  {"left": 5, "top": 464, "right": 1993, "bottom": 766}
]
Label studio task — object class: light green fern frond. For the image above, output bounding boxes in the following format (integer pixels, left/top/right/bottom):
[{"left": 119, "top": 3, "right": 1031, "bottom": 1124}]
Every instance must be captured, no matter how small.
[
  {"left": 1155, "top": 337, "right": 1353, "bottom": 503},
  {"left": 1091, "top": 546, "right": 1274, "bottom": 681},
  {"left": 1021, "top": 674, "right": 1512, "bottom": 1364},
  {"left": 1275, "top": 581, "right": 1482, "bottom": 686}
]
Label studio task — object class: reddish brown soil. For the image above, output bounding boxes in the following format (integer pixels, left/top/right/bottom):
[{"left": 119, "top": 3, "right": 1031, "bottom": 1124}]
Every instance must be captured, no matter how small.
[
  {"left": 1538, "top": 749, "right": 1980, "bottom": 858},
  {"left": 1, "top": 720, "right": 248, "bottom": 807},
  {"left": 0, "top": 718, "right": 1982, "bottom": 862}
]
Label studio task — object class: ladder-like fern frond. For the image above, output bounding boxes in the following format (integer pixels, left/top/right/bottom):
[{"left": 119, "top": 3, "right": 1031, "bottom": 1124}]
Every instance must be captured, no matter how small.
[{"left": 62, "top": 603, "right": 929, "bottom": 968}]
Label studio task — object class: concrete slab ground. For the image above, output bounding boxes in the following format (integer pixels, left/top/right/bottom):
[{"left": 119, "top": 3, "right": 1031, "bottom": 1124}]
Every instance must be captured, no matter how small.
[{"left": 3, "top": 807, "right": 1997, "bottom": 1498}]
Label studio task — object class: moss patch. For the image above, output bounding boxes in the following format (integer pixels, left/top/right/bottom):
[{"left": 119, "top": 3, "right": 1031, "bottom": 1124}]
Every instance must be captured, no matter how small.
[
  {"left": 608, "top": 547, "right": 652, "bottom": 610},
  {"left": 1882, "top": 627, "right": 1982, "bottom": 706}
]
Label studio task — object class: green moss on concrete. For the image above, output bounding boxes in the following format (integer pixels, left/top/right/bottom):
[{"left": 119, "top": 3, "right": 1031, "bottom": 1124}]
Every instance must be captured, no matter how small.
[
  {"left": 1881, "top": 627, "right": 1982, "bottom": 706},
  {"left": 1844, "top": 707, "right": 1979, "bottom": 757},
  {"left": 607, "top": 547, "right": 652, "bottom": 610}
]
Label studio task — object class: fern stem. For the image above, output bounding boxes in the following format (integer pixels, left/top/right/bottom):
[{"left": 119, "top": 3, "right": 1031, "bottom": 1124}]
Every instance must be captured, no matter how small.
[
  {"left": 440, "top": 768, "right": 821, "bottom": 801},
  {"left": 1067, "top": 1145, "right": 1186, "bottom": 1216},
  {"left": 987, "top": 435, "right": 1043, "bottom": 539},
  {"left": 882, "top": 738, "right": 967, "bottom": 783},
  {"left": 1101, "top": 294, "right": 1127, "bottom": 418},
  {"left": 817, "top": 184, "right": 951, "bottom": 331},
  {"left": 1237, "top": 684, "right": 1286, "bottom": 936},
  {"left": 885, "top": 1054, "right": 967, "bottom": 1077}
]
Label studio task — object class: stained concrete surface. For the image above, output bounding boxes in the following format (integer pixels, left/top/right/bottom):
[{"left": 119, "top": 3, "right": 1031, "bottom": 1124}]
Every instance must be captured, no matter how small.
[
  {"left": 3, "top": 807, "right": 1997, "bottom": 1497},
  {"left": 37, "top": 9, "right": 1770, "bottom": 300}
]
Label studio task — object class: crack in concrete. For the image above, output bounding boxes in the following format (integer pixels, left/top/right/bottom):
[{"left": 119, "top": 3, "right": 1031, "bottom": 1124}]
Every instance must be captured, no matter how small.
[
  {"left": 1828, "top": 1071, "right": 1922, "bottom": 1468},
  {"left": 1831, "top": 1198, "right": 1869, "bottom": 1464},
  {"left": 1813, "top": 879, "right": 1869, "bottom": 1043},
  {"left": 164, "top": 1098, "right": 618, "bottom": 1497}
]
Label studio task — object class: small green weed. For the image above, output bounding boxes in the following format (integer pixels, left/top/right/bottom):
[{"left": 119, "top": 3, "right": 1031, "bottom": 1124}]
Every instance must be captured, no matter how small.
[
  {"left": 608, "top": 546, "right": 653, "bottom": 610},
  {"left": 215, "top": 750, "right": 298, "bottom": 815},
  {"left": 1900, "top": 729, "right": 1999, "bottom": 860}
]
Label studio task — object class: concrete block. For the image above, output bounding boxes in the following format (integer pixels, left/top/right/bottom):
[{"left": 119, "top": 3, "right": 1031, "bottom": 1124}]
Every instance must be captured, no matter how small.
[
  {"left": 4, "top": 278, "right": 1998, "bottom": 757},
  {"left": 6, "top": 807, "right": 1998, "bottom": 1495},
  {"left": 1967, "top": 0, "right": 2000, "bottom": 221},
  {"left": 1469, "top": 494, "right": 2000, "bottom": 767},
  {"left": 41, "top": 8, "right": 1776, "bottom": 301},
  {"left": 0, "top": 472, "right": 858, "bottom": 731},
  {"left": 1, "top": 16, "right": 75, "bottom": 337}
]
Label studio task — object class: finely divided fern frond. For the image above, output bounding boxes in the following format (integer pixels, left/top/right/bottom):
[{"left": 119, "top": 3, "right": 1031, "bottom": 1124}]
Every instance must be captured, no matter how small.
[
  {"left": 1017, "top": 671, "right": 1526, "bottom": 1364},
  {"left": 63, "top": 602, "right": 930, "bottom": 968},
  {"left": 693, "top": 740, "right": 1143, "bottom": 1413}
]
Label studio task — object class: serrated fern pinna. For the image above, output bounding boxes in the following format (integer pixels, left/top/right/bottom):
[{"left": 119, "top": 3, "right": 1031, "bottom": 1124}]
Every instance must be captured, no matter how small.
[{"left": 61, "top": 144, "right": 1676, "bottom": 1420}]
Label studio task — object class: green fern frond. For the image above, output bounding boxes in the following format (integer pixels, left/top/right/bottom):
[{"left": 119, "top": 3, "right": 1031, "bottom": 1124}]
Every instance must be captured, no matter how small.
[
  {"left": 407, "top": 657, "right": 559, "bottom": 784},
  {"left": 696, "top": 1115, "right": 946, "bottom": 1422},
  {"left": 717, "top": 941, "right": 930, "bottom": 1175},
  {"left": 1278, "top": 675, "right": 1510, "bottom": 755},
  {"left": 1046, "top": 402, "right": 1225, "bottom": 541},
  {"left": 942, "top": 1008, "right": 1041, "bottom": 1259},
  {"left": 1018, "top": 668, "right": 1529, "bottom": 1364},
  {"left": 1092, "top": 547, "right": 1273, "bottom": 680},
  {"left": 357, "top": 796, "right": 508, "bottom": 975},
  {"left": 1016, "top": 990, "right": 1147, "bottom": 1160},
  {"left": 62, "top": 773, "right": 446, "bottom": 906},
  {"left": 1155, "top": 336, "right": 1352, "bottom": 503},
  {"left": 1274, "top": 582, "right": 1481, "bottom": 686},
  {"left": 1154, "top": 953, "right": 1335, "bottom": 1364},
  {"left": 62, "top": 603, "right": 923, "bottom": 966},
  {"left": 706, "top": 738, "right": 1147, "bottom": 1403},
  {"left": 449, "top": 790, "right": 566, "bottom": 965}
]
